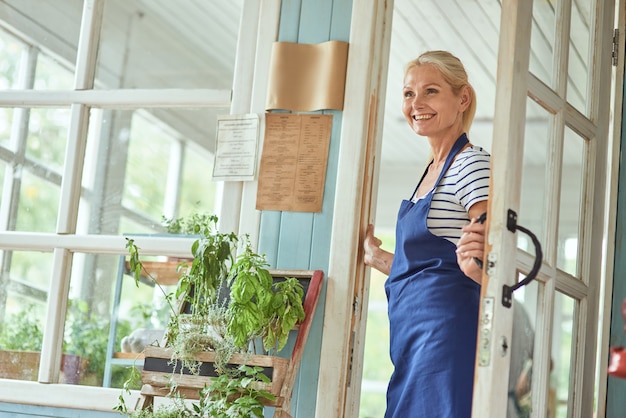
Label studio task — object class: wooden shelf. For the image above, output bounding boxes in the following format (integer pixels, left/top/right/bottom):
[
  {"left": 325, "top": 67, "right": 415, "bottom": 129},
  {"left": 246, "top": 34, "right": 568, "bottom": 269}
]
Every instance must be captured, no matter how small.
[{"left": 113, "top": 351, "right": 145, "bottom": 360}]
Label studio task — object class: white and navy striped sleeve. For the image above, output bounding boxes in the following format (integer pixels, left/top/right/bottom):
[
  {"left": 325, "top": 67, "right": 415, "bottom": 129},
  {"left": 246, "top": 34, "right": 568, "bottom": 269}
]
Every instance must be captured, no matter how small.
[
  {"left": 454, "top": 147, "right": 490, "bottom": 210},
  {"left": 426, "top": 146, "right": 490, "bottom": 244}
]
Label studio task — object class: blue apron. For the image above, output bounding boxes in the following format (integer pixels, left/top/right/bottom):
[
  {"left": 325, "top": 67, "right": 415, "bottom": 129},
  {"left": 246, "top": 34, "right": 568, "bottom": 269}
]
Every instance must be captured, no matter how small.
[{"left": 385, "top": 134, "right": 480, "bottom": 418}]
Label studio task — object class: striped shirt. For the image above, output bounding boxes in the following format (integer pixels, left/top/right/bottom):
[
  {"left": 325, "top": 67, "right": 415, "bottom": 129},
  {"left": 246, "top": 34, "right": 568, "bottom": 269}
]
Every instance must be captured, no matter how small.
[{"left": 412, "top": 145, "right": 491, "bottom": 244}]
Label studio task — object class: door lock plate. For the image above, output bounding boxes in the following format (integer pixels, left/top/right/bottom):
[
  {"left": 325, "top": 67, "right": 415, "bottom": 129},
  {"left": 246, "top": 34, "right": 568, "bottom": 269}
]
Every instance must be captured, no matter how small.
[{"left": 478, "top": 297, "right": 494, "bottom": 366}]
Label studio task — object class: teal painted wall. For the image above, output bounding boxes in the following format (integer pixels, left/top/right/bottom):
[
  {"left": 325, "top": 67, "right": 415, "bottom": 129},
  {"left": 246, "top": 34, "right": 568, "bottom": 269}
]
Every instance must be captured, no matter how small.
[
  {"left": 258, "top": 1, "right": 352, "bottom": 417},
  {"left": 606, "top": 75, "right": 626, "bottom": 416}
]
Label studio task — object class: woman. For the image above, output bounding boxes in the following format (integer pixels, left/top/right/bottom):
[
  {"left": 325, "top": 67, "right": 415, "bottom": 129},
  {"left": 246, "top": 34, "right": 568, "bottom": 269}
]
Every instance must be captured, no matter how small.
[{"left": 363, "top": 50, "right": 489, "bottom": 417}]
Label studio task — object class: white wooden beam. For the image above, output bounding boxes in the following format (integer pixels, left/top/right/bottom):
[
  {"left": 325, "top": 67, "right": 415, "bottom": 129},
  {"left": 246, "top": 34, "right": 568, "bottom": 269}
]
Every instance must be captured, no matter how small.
[
  {"left": 472, "top": 0, "right": 533, "bottom": 416},
  {"left": 0, "top": 88, "right": 231, "bottom": 108}
]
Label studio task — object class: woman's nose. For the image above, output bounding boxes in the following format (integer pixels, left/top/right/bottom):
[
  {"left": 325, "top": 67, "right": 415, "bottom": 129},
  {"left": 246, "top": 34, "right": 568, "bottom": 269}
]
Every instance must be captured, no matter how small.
[{"left": 411, "top": 95, "right": 423, "bottom": 109}]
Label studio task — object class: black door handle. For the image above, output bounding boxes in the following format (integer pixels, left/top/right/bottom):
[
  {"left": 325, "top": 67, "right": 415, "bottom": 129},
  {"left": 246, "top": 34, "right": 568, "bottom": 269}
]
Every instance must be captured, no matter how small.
[{"left": 502, "top": 209, "right": 543, "bottom": 308}]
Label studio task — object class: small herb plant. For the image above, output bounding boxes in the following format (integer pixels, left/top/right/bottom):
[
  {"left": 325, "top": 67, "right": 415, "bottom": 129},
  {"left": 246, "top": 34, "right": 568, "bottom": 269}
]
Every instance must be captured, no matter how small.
[
  {"left": 115, "top": 214, "right": 305, "bottom": 416},
  {"left": 118, "top": 365, "right": 272, "bottom": 418}
]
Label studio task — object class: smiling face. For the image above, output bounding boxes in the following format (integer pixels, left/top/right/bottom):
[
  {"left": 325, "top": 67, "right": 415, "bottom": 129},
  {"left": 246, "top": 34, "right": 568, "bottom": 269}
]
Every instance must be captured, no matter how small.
[{"left": 402, "top": 64, "right": 470, "bottom": 142}]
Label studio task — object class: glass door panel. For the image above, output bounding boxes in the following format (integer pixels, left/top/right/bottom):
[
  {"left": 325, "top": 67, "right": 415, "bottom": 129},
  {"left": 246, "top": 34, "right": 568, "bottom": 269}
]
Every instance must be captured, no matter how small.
[
  {"left": 508, "top": 278, "right": 539, "bottom": 418},
  {"left": 552, "top": 291, "right": 576, "bottom": 417},
  {"left": 476, "top": 0, "right": 615, "bottom": 416},
  {"left": 557, "top": 127, "right": 586, "bottom": 278},
  {"left": 530, "top": 0, "right": 556, "bottom": 87},
  {"left": 567, "top": 0, "right": 593, "bottom": 115},
  {"left": 519, "top": 98, "right": 552, "bottom": 248}
]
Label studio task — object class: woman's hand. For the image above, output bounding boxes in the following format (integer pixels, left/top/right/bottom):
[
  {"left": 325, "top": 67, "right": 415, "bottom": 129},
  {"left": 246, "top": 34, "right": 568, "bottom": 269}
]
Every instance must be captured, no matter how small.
[
  {"left": 456, "top": 218, "right": 486, "bottom": 284},
  {"left": 363, "top": 224, "right": 393, "bottom": 276}
]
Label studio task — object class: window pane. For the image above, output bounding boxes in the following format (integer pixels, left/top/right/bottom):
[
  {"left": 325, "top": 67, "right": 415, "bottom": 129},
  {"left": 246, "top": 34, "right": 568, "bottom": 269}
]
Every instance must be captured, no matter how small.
[
  {"left": 26, "top": 108, "right": 70, "bottom": 172},
  {"left": 0, "top": 108, "right": 15, "bottom": 150},
  {"left": 530, "top": 0, "right": 556, "bottom": 87},
  {"left": 179, "top": 144, "right": 217, "bottom": 218},
  {"left": 79, "top": 107, "right": 221, "bottom": 236},
  {"left": 519, "top": 98, "right": 552, "bottom": 249},
  {"left": 122, "top": 114, "right": 171, "bottom": 219},
  {"left": 552, "top": 291, "right": 575, "bottom": 417},
  {"left": 16, "top": 170, "right": 60, "bottom": 232},
  {"left": 507, "top": 278, "right": 538, "bottom": 418},
  {"left": 65, "top": 251, "right": 178, "bottom": 388},
  {"left": 0, "top": 29, "right": 26, "bottom": 89},
  {"left": 0, "top": 2, "right": 81, "bottom": 88},
  {"left": 567, "top": 0, "right": 592, "bottom": 116},
  {"left": 34, "top": 54, "right": 74, "bottom": 90},
  {"left": 557, "top": 127, "right": 585, "bottom": 277},
  {"left": 0, "top": 250, "right": 52, "bottom": 382},
  {"left": 96, "top": 0, "right": 242, "bottom": 89}
]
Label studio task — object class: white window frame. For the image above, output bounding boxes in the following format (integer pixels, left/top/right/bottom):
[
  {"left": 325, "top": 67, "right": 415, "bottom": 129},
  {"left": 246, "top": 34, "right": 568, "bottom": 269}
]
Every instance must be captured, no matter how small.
[{"left": 0, "top": 0, "right": 275, "bottom": 411}]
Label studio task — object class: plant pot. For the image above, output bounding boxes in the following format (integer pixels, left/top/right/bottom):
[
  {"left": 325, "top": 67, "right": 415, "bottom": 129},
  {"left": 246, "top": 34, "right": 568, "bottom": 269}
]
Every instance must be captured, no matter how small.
[
  {"left": 0, "top": 350, "right": 88, "bottom": 384},
  {"left": 0, "top": 350, "right": 40, "bottom": 380}
]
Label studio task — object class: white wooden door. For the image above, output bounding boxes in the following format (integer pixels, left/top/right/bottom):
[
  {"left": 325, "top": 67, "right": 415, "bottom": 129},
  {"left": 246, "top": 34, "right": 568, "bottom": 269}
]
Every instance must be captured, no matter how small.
[{"left": 474, "top": 1, "right": 617, "bottom": 417}]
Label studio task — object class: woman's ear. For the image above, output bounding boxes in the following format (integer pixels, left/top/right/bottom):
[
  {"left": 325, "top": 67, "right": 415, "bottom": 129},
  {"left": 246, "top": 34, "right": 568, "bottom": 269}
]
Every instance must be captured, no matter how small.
[{"left": 459, "top": 86, "right": 471, "bottom": 111}]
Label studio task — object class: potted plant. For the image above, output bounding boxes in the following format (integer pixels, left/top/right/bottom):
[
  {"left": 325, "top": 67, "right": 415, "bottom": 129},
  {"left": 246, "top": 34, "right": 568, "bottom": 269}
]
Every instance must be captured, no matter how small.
[
  {"left": 0, "top": 301, "right": 103, "bottom": 384},
  {"left": 115, "top": 214, "right": 307, "bottom": 418}
]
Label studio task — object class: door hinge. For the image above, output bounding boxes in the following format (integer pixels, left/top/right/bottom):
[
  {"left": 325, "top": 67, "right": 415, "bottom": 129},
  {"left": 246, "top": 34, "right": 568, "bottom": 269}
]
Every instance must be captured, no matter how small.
[{"left": 613, "top": 28, "right": 619, "bottom": 67}]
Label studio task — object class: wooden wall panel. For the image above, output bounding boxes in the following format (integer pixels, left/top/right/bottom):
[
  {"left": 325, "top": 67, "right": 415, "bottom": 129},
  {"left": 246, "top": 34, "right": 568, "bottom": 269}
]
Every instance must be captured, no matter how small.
[{"left": 257, "top": 1, "right": 352, "bottom": 417}]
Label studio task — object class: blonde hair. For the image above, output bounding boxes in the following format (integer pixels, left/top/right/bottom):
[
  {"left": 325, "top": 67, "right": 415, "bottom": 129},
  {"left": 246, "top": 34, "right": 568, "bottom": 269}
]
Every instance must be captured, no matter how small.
[{"left": 405, "top": 50, "right": 476, "bottom": 134}]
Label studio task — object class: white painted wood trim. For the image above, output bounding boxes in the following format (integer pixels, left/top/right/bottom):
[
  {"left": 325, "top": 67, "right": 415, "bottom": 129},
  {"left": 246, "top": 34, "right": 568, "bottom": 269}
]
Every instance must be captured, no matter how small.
[
  {"left": 39, "top": 0, "right": 105, "bottom": 383},
  {"left": 215, "top": 0, "right": 266, "bottom": 237},
  {"left": 38, "top": 249, "right": 72, "bottom": 383},
  {"left": 238, "top": 0, "right": 281, "bottom": 250},
  {"left": 316, "top": 1, "right": 394, "bottom": 417},
  {"left": 0, "top": 379, "right": 141, "bottom": 412},
  {"left": 0, "top": 231, "right": 195, "bottom": 257},
  {"left": 472, "top": 0, "right": 533, "bottom": 416},
  {"left": 574, "top": 0, "right": 616, "bottom": 415},
  {"left": 74, "top": 0, "right": 102, "bottom": 90},
  {"left": 595, "top": 3, "right": 625, "bottom": 416},
  {"left": 0, "top": 88, "right": 232, "bottom": 108}
]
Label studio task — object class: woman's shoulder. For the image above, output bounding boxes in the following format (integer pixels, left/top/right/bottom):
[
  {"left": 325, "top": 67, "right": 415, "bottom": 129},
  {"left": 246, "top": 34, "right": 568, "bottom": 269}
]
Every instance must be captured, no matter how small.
[
  {"left": 454, "top": 145, "right": 491, "bottom": 169},
  {"left": 464, "top": 144, "right": 490, "bottom": 157}
]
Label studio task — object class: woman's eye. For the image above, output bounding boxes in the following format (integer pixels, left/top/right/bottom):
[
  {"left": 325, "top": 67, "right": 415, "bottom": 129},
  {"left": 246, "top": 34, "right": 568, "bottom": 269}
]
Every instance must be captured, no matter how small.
[
  {"left": 403, "top": 91, "right": 414, "bottom": 98},
  {"left": 426, "top": 88, "right": 437, "bottom": 94}
]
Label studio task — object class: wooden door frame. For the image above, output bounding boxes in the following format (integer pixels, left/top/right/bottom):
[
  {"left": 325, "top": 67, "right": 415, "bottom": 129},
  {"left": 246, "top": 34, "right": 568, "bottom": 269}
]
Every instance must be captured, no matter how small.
[{"left": 315, "top": 0, "right": 394, "bottom": 417}]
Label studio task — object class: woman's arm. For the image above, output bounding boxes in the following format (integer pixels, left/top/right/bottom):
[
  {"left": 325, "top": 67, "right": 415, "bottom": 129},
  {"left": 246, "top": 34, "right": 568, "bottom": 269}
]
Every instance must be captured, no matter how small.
[
  {"left": 456, "top": 200, "right": 488, "bottom": 284},
  {"left": 363, "top": 224, "right": 394, "bottom": 276}
]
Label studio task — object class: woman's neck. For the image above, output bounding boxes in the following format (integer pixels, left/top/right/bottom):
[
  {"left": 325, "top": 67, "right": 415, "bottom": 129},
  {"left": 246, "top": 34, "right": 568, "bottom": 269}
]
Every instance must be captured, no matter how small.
[{"left": 428, "top": 131, "right": 465, "bottom": 166}]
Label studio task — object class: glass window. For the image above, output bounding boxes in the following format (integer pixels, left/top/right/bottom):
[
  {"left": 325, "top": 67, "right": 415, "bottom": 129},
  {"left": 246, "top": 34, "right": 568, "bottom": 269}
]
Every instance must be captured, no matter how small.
[
  {"left": 567, "top": 0, "right": 593, "bottom": 116},
  {"left": 62, "top": 251, "right": 177, "bottom": 388},
  {"left": 519, "top": 98, "right": 552, "bottom": 248},
  {"left": 530, "top": 0, "right": 556, "bottom": 87},
  {"left": 0, "top": 250, "right": 52, "bottom": 382},
  {"left": 0, "top": 0, "right": 239, "bottom": 406},
  {"left": 557, "top": 127, "right": 586, "bottom": 278},
  {"left": 0, "top": 2, "right": 81, "bottom": 88},
  {"left": 25, "top": 108, "right": 70, "bottom": 172},
  {"left": 78, "top": 107, "right": 223, "bottom": 237}
]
